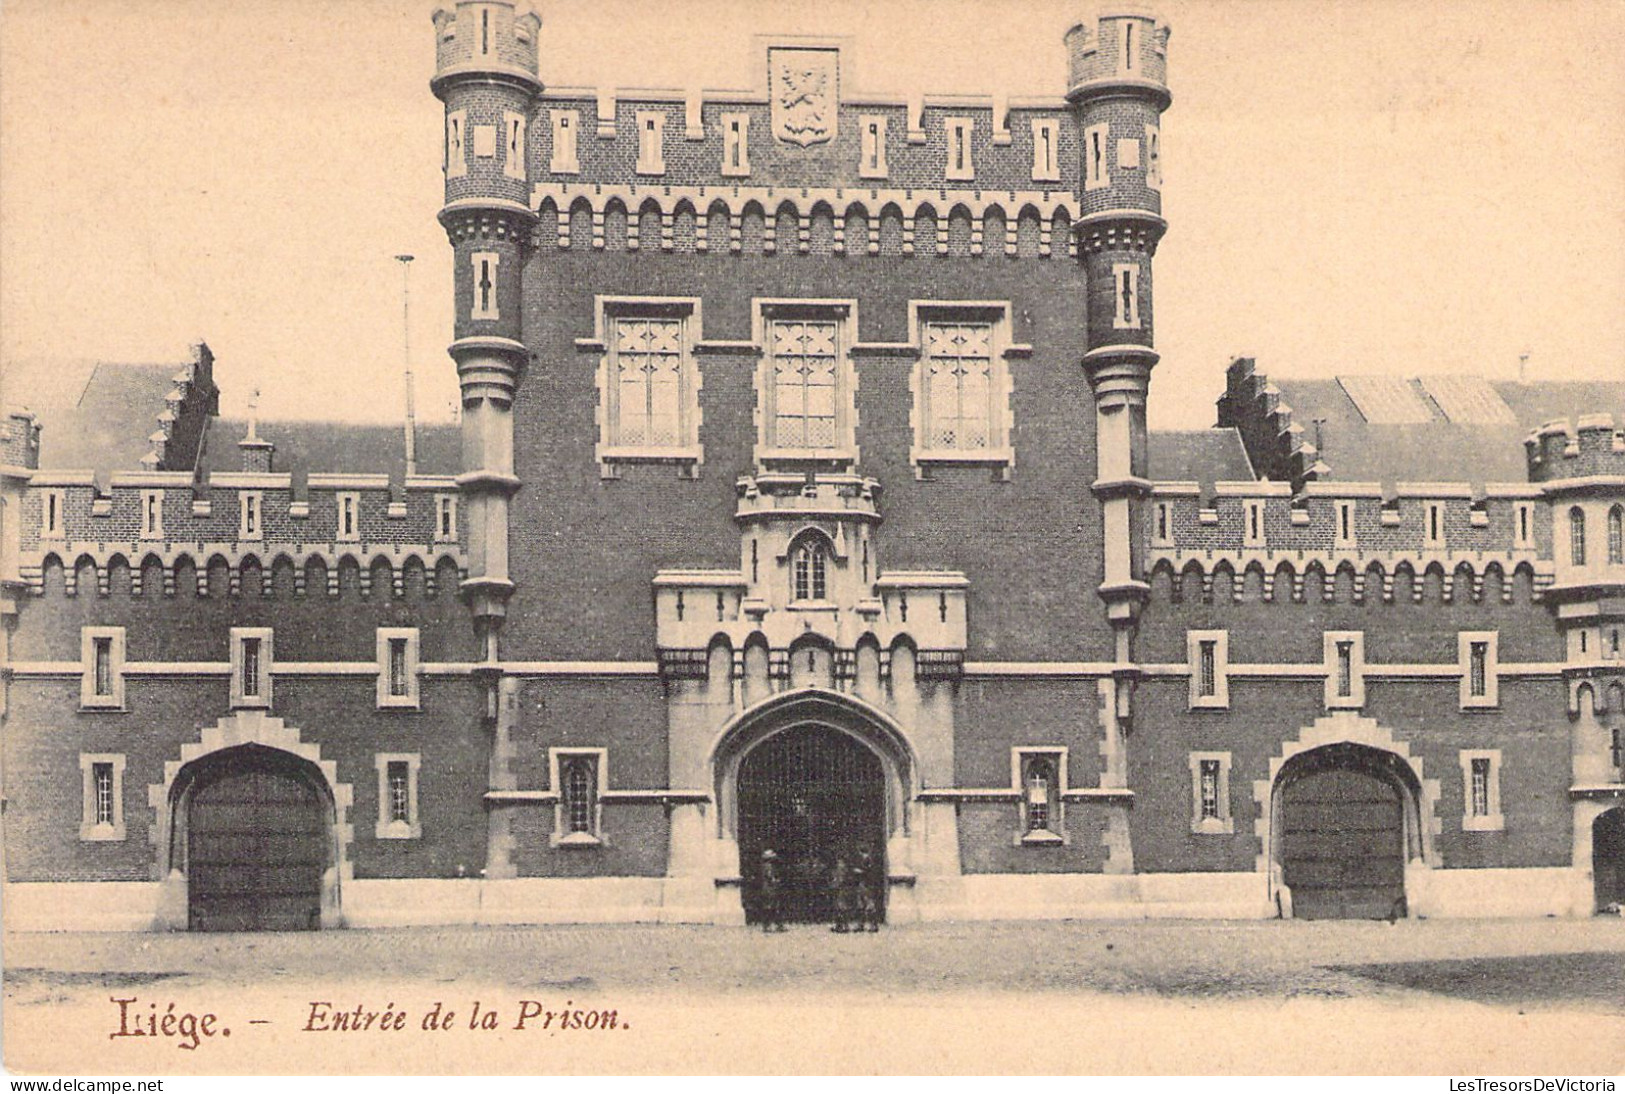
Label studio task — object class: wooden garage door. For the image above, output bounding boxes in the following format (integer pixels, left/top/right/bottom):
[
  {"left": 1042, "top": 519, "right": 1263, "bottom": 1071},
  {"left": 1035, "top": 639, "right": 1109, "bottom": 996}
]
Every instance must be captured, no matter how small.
[
  {"left": 1281, "top": 767, "right": 1405, "bottom": 920},
  {"left": 188, "top": 763, "right": 327, "bottom": 931}
]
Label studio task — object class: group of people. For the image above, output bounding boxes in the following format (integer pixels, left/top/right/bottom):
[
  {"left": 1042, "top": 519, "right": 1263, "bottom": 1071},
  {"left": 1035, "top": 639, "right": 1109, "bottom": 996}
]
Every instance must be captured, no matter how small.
[{"left": 756, "top": 847, "right": 882, "bottom": 933}]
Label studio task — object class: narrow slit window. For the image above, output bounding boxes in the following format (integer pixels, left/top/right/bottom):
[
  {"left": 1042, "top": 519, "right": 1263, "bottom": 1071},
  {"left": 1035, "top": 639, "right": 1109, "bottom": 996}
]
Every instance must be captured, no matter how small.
[
  {"left": 1336, "top": 641, "right": 1354, "bottom": 698},
  {"left": 241, "top": 638, "right": 261, "bottom": 699},
  {"left": 1084, "top": 124, "right": 1110, "bottom": 189},
  {"left": 1112, "top": 264, "right": 1140, "bottom": 328},
  {"left": 860, "top": 115, "right": 887, "bottom": 178},
  {"left": 1609, "top": 506, "right": 1623, "bottom": 564},
  {"left": 1120, "top": 20, "right": 1135, "bottom": 72},
  {"left": 1156, "top": 502, "right": 1169, "bottom": 542},
  {"left": 388, "top": 638, "right": 410, "bottom": 698},
  {"left": 1031, "top": 118, "right": 1059, "bottom": 182},
  {"left": 1340, "top": 501, "right": 1352, "bottom": 542},
  {"left": 93, "top": 637, "right": 113, "bottom": 697},
  {"left": 1469, "top": 641, "right": 1488, "bottom": 698},
  {"left": 1198, "top": 640, "right": 1217, "bottom": 698}
]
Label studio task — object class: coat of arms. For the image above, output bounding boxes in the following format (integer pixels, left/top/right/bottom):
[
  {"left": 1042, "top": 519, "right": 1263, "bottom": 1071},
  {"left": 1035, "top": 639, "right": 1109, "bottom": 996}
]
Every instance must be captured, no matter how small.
[{"left": 770, "top": 47, "right": 838, "bottom": 147}]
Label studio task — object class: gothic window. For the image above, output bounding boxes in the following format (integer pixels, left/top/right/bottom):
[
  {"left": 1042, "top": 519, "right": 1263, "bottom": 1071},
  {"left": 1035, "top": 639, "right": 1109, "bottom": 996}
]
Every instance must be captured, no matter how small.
[
  {"left": 1571, "top": 507, "right": 1587, "bottom": 566},
  {"left": 1609, "top": 505, "right": 1623, "bottom": 564},
  {"left": 1460, "top": 750, "right": 1503, "bottom": 831},
  {"left": 598, "top": 302, "right": 701, "bottom": 466},
  {"left": 791, "top": 536, "right": 830, "bottom": 602},
  {"left": 552, "top": 749, "right": 605, "bottom": 846},
  {"left": 1015, "top": 749, "right": 1065, "bottom": 844}
]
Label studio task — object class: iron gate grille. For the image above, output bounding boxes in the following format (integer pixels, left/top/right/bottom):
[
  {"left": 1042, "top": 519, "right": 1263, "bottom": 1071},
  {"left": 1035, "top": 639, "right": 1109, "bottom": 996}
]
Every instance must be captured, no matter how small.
[{"left": 737, "top": 726, "right": 886, "bottom": 924}]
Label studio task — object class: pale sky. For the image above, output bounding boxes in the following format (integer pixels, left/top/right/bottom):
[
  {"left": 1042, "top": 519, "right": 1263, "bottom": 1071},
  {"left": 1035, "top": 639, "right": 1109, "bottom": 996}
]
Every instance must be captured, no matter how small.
[{"left": 1, "top": 0, "right": 1621, "bottom": 430}]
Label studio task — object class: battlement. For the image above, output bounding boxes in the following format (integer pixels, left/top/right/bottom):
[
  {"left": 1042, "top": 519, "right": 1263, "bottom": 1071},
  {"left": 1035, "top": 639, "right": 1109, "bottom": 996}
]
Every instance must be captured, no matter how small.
[
  {"left": 1526, "top": 414, "right": 1625, "bottom": 483},
  {"left": 432, "top": 1, "right": 541, "bottom": 87},
  {"left": 18, "top": 471, "right": 462, "bottom": 565},
  {"left": 3, "top": 409, "right": 41, "bottom": 471},
  {"left": 1065, "top": 7, "right": 1171, "bottom": 102}
]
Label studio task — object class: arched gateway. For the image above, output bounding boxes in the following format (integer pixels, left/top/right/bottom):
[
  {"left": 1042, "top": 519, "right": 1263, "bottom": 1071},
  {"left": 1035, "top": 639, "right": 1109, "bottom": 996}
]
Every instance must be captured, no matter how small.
[
  {"left": 710, "top": 690, "right": 916, "bottom": 926},
  {"left": 1596, "top": 807, "right": 1625, "bottom": 912}
]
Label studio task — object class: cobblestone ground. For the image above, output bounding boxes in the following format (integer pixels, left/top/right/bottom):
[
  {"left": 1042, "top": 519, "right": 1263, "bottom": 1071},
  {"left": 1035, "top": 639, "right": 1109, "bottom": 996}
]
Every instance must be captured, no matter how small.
[{"left": 5, "top": 918, "right": 1625, "bottom": 1075}]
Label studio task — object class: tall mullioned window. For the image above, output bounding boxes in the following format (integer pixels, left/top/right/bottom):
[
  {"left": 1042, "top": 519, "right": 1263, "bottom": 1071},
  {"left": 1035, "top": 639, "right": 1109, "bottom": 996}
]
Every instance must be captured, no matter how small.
[
  {"left": 1609, "top": 506, "right": 1623, "bottom": 565},
  {"left": 93, "top": 762, "right": 116, "bottom": 827},
  {"left": 612, "top": 315, "right": 686, "bottom": 447},
  {"left": 922, "top": 321, "right": 994, "bottom": 451},
  {"left": 1199, "top": 759, "right": 1221, "bottom": 821},
  {"left": 1571, "top": 507, "right": 1587, "bottom": 566},
  {"left": 1469, "top": 641, "right": 1489, "bottom": 698},
  {"left": 562, "top": 755, "right": 597, "bottom": 835},
  {"left": 1469, "top": 758, "right": 1491, "bottom": 818},
  {"left": 387, "top": 761, "right": 411, "bottom": 825},
  {"left": 769, "top": 318, "right": 840, "bottom": 450},
  {"left": 93, "top": 637, "right": 113, "bottom": 697},
  {"left": 1198, "top": 640, "right": 1217, "bottom": 698}
]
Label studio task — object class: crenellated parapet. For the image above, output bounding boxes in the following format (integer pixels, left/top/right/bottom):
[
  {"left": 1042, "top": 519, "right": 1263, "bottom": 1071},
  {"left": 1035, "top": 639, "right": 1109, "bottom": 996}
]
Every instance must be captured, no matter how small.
[
  {"left": 16, "top": 469, "right": 466, "bottom": 598},
  {"left": 1527, "top": 414, "right": 1625, "bottom": 483},
  {"left": 1146, "top": 477, "right": 1558, "bottom": 604},
  {"left": 2, "top": 409, "right": 41, "bottom": 471}
]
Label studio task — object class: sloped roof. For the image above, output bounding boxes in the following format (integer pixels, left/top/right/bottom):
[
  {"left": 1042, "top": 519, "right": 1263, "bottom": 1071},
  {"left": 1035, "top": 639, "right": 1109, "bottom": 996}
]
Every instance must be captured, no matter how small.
[
  {"left": 197, "top": 417, "right": 461, "bottom": 480},
  {"left": 1148, "top": 428, "right": 1255, "bottom": 488},
  {"left": 33, "top": 362, "right": 184, "bottom": 478},
  {"left": 1269, "top": 376, "right": 1625, "bottom": 489}
]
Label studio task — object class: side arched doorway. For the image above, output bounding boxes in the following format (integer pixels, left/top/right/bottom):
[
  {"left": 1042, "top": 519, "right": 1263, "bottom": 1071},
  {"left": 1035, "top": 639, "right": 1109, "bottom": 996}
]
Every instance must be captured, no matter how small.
[
  {"left": 737, "top": 726, "right": 887, "bottom": 924},
  {"left": 1274, "top": 743, "right": 1419, "bottom": 920},
  {"left": 1595, "top": 807, "right": 1625, "bottom": 912},
  {"left": 177, "top": 745, "right": 332, "bottom": 931}
]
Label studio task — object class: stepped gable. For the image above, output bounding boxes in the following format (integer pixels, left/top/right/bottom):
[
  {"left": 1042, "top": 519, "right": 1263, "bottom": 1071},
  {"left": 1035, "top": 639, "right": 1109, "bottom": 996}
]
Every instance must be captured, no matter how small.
[
  {"left": 1147, "top": 428, "right": 1253, "bottom": 492},
  {"left": 32, "top": 345, "right": 218, "bottom": 481},
  {"left": 1219, "top": 361, "right": 1625, "bottom": 493}
]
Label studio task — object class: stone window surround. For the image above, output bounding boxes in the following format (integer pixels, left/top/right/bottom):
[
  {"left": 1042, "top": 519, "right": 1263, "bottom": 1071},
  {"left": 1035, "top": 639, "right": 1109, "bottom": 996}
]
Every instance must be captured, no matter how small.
[
  {"left": 907, "top": 300, "right": 1018, "bottom": 476},
  {"left": 721, "top": 111, "right": 751, "bottom": 177},
  {"left": 80, "top": 626, "right": 126, "bottom": 711},
  {"left": 1083, "top": 122, "right": 1110, "bottom": 190},
  {"left": 1187, "top": 629, "right": 1229, "bottom": 709},
  {"left": 434, "top": 493, "right": 459, "bottom": 542},
  {"left": 1459, "top": 748, "right": 1504, "bottom": 832},
  {"left": 238, "top": 490, "right": 263, "bottom": 541},
  {"left": 470, "top": 251, "right": 501, "bottom": 321},
  {"left": 445, "top": 109, "right": 467, "bottom": 179},
  {"left": 140, "top": 489, "right": 164, "bottom": 539},
  {"left": 751, "top": 298, "right": 859, "bottom": 467},
  {"left": 374, "top": 752, "right": 422, "bottom": 839},
  {"left": 1323, "top": 630, "right": 1366, "bottom": 710},
  {"left": 944, "top": 116, "right": 974, "bottom": 181},
  {"left": 80, "top": 753, "right": 127, "bottom": 841},
  {"left": 1188, "top": 750, "right": 1233, "bottom": 834},
  {"left": 1031, "top": 117, "right": 1061, "bottom": 183},
  {"left": 588, "top": 295, "right": 705, "bottom": 473},
  {"left": 230, "top": 626, "right": 274, "bottom": 710},
  {"left": 550, "top": 747, "right": 608, "bottom": 847},
  {"left": 1011, "top": 746, "right": 1068, "bottom": 845},
  {"left": 376, "top": 627, "right": 421, "bottom": 710},
  {"left": 502, "top": 110, "right": 527, "bottom": 181},
  {"left": 1459, "top": 631, "right": 1499, "bottom": 709},
  {"left": 859, "top": 114, "right": 888, "bottom": 179},
  {"left": 635, "top": 110, "right": 666, "bottom": 176},
  {"left": 549, "top": 109, "right": 580, "bottom": 175}
]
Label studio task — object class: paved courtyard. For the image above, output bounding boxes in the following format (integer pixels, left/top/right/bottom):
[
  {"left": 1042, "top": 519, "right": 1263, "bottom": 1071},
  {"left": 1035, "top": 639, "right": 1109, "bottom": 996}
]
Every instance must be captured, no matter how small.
[{"left": 5, "top": 918, "right": 1624, "bottom": 1074}]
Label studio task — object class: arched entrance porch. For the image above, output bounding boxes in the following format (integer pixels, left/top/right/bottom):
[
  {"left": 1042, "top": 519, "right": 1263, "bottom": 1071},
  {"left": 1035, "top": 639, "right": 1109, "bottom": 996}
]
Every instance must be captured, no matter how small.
[
  {"left": 1256, "top": 712, "right": 1440, "bottom": 920},
  {"left": 149, "top": 711, "right": 353, "bottom": 930},
  {"left": 709, "top": 689, "right": 918, "bottom": 925}
]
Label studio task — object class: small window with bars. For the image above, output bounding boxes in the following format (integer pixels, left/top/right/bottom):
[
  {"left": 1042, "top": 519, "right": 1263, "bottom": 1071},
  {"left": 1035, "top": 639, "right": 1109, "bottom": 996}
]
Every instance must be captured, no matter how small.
[
  {"left": 80, "top": 754, "right": 125, "bottom": 840},
  {"left": 1460, "top": 750, "right": 1502, "bottom": 830},
  {"left": 1336, "top": 641, "right": 1355, "bottom": 698},
  {"left": 389, "top": 639, "right": 410, "bottom": 698},
  {"left": 387, "top": 761, "right": 411, "bottom": 824},
  {"left": 93, "top": 637, "right": 113, "bottom": 697},
  {"left": 93, "top": 762, "right": 116, "bottom": 827},
  {"left": 377, "top": 628, "right": 420, "bottom": 708},
  {"left": 1469, "top": 758, "right": 1491, "bottom": 817},
  {"left": 1571, "top": 507, "right": 1587, "bottom": 566},
  {"left": 1190, "top": 752, "right": 1232, "bottom": 833},
  {"left": 241, "top": 638, "right": 261, "bottom": 698},
  {"left": 1469, "top": 642, "right": 1489, "bottom": 698},
  {"left": 554, "top": 752, "right": 603, "bottom": 845},
  {"left": 374, "top": 753, "right": 421, "bottom": 839},
  {"left": 1198, "top": 640, "right": 1217, "bottom": 698},
  {"left": 231, "top": 628, "right": 272, "bottom": 709}
]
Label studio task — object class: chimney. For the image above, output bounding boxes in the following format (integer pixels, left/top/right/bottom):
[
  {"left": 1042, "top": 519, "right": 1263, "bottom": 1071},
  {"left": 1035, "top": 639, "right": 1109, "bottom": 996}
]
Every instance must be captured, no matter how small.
[{"left": 239, "top": 388, "right": 273, "bottom": 472}]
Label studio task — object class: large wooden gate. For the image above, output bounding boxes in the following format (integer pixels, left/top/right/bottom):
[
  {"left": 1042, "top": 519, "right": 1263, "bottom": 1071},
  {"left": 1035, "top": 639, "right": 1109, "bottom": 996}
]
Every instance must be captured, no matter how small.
[
  {"left": 187, "top": 750, "right": 328, "bottom": 931},
  {"left": 1281, "top": 765, "right": 1406, "bottom": 920},
  {"left": 737, "top": 726, "right": 886, "bottom": 924}
]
